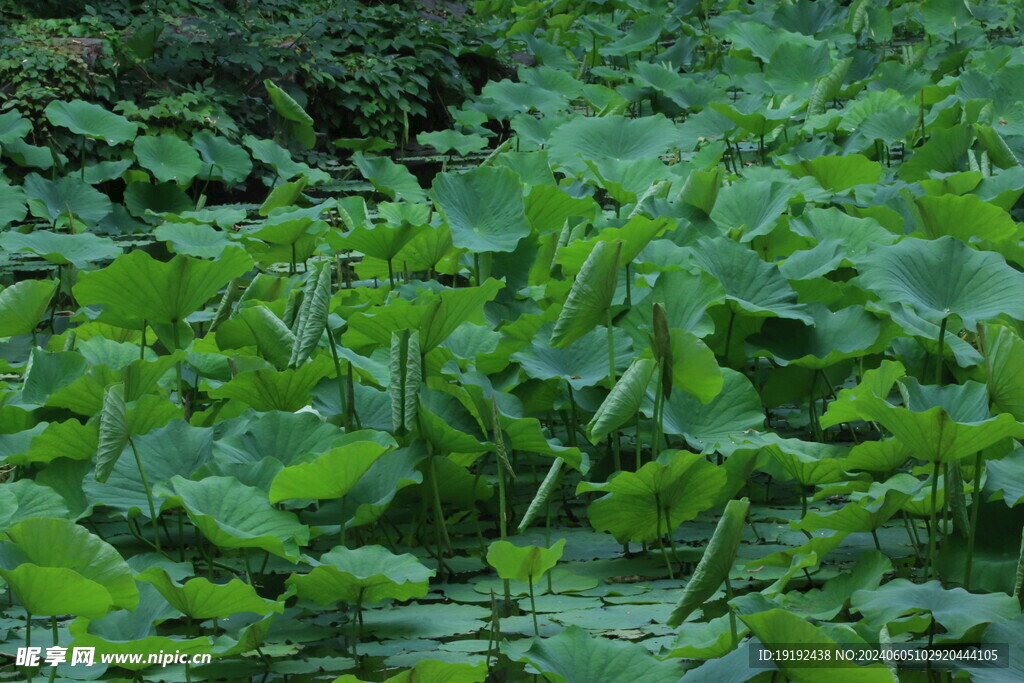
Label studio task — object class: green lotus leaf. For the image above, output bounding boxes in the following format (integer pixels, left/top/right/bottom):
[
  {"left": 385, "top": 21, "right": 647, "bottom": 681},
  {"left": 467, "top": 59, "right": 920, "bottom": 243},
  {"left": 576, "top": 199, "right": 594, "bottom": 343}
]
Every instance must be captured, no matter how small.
[
  {"left": 244, "top": 135, "right": 330, "bottom": 184},
  {"left": 67, "top": 583, "right": 211, "bottom": 671},
  {"left": 85, "top": 420, "right": 211, "bottom": 519},
  {"left": 777, "top": 242, "right": 857, "bottom": 283},
  {"left": 75, "top": 246, "right": 253, "bottom": 327},
  {"left": 793, "top": 475, "right": 920, "bottom": 533},
  {"left": 763, "top": 40, "right": 831, "bottom": 96},
  {"left": 749, "top": 532, "right": 849, "bottom": 575},
  {"left": 418, "top": 393, "right": 490, "bottom": 455},
  {"left": 788, "top": 207, "right": 897, "bottom": 263},
  {"left": 825, "top": 377, "right": 1024, "bottom": 463},
  {"left": 248, "top": 217, "right": 325, "bottom": 251},
  {"left": 134, "top": 134, "right": 203, "bottom": 184},
  {"left": 95, "top": 384, "right": 129, "bottom": 484},
  {"left": 807, "top": 54, "right": 852, "bottom": 117},
  {"left": 514, "top": 325, "right": 630, "bottom": 390},
  {"left": 289, "top": 262, "right": 332, "bottom": 368},
  {"left": 42, "top": 362, "right": 181, "bottom": 418},
  {"left": 331, "top": 222, "right": 428, "bottom": 262},
  {"left": 842, "top": 438, "right": 913, "bottom": 473},
  {"left": 555, "top": 216, "right": 666, "bottom": 275},
  {"left": 3, "top": 139, "right": 61, "bottom": 169},
  {"left": 0, "top": 279, "right": 56, "bottom": 337},
  {"left": 624, "top": 269, "right": 726, "bottom": 341},
  {"left": 852, "top": 579, "right": 1020, "bottom": 641},
  {"left": 915, "top": 193, "right": 1017, "bottom": 243},
  {"left": 339, "top": 446, "right": 425, "bottom": 529},
  {"left": 510, "top": 625, "right": 680, "bottom": 683},
  {"left": 212, "top": 409, "right": 357, "bottom": 465},
  {"left": 660, "top": 329, "right": 724, "bottom": 403},
  {"left": 709, "top": 98, "right": 799, "bottom": 137},
  {"left": 917, "top": 0, "right": 974, "bottom": 37},
  {"left": 501, "top": 414, "right": 583, "bottom": 470},
  {"left": 656, "top": 368, "right": 764, "bottom": 453},
  {"left": 662, "top": 612, "right": 750, "bottom": 659},
  {"left": 354, "top": 225, "right": 455, "bottom": 279},
  {"left": 81, "top": 159, "right": 132, "bottom": 184},
  {"left": 548, "top": 115, "right": 677, "bottom": 170},
  {"left": 124, "top": 180, "right": 193, "bottom": 218},
  {"left": 359, "top": 602, "right": 488, "bottom": 640},
  {"left": 432, "top": 166, "right": 531, "bottom": 253},
  {"left": 600, "top": 13, "right": 662, "bottom": 55},
  {"left": 785, "top": 154, "right": 884, "bottom": 192},
  {"left": 550, "top": 240, "right": 621, "bottom": 347},
  {"left": 0, "top": 517, "right": 137, "bottom": 617},
  {"left": 6, "top": 420, "right": 97, "bottom": 466},
  {"left": 857, "top": 236, "right": 1024, "bottom": 328},
  {"left": 747, "top": 304, "right": 885, "bottom": 369},
  {"left": 138, "top": 567, "right": 282, "bottom": 618},
  {"left": 975, "top": 615, "right": 1024, "bottom": 681},
  {"left": 192, "top": 132, "right": 253, "bottom": 184},
  {"left": 379, "top": 199, "right": 429, "bottom": 226},
  {"left": 0, "top": 479, "right": 69, "bottom": 527},
  {"left": 524, "top": 184, "right": 598, "bottom": 234},
  {"left": 821, "top": 360, "right": 905, "bottom": 426},
  {"left": 781, "top": 551, "right": 893, "bottom": 621},
  {"left": 983, "top": 446, "right": 1024, "bottom": 507},
  {"left": 492, "top": 150, "right": 554, "bottom": 189},
  {"left": 257, "top": 178, "right": 308, "bottom": 216},
  {"left": 855, "top": 108, "right": 916, "bottom": 147},
  {"left": 0, "top": 230, "right": 120, "bottom": 267},
  {"left": 288, "top": 544, "right": 434, "bottom": 605},
  {"left": 211, "top": 611, "right": 277, "bottom": 658},
  {"left": 0, "top": 180, "right": 27, "bottom": 228},
  {"left": 0, "top": 109, "right": 32, "bottom": 144},
  {"left": 517, "top": 65, "right": 583, "bottom": 97},
  {"left": 0, "top": 566, "right": 115, "bottom": 620},
  {"left": 164, "top": 475, "right": 310, "bottom": 561},
  {"left": 898, "top": 124, "right": 973, "bottom": 182},
  {"left": 344, "top": 279, "right": 503, "bottom": 351},
  {"left": 740, "top": 609, "right": 895, "bottom": 682},
  {"left": 0, "top": 419, "right": 43, "bottom": 460},
  {"left": 667, "top": 498, "right": 749, "bottom": 626},
  {"left": 986, "top": 323, "right": 1024, "bottom": 420},
  {"left": 264, "top": 79, "right": 315, "bottom": 148},
  {"left": 333, "top": 136, "right": 396, "bottom": 153},
  {"left": 584, "top": 157, "right": 674, "bottom": 205},
  {"left": 417, "top": 130, "right": 488, "bottom": 156},
  {"left": 588, "top": 358, "right": 656, "bottom": 444},
  {"left": 379, "top": 660, "right": 487, "bottom": 683},
  {"left": 354, "top": 152, "right": 426, "bottom": 203},
  {"left": 486, "top": 539, "right": 565, "bottom": 584},
  {"left": 710, "top": 178, "right": 796, "bottom": 241},
  {"left": 23, "top": 173, "right": 113, "bottom": 228},
  {"left": 577, "top": 450, "right": 725, "bottom": 544},
  {"left": 692, "top": 237, "right": 812, "bottom": 323},
  {"left": 725, "top": 20, "right": 809, "bottom": 61},
  {"left": 481, "top": 79, "right": 567, "bottom": 116},
  {"left": 264, "top": 79, "right": 314, "bottom": 127},
  {"left": 208, "top": 355, "right": 333, "bottom": 412},
  {"left": 269, "top": 441, "right": 389, "bottom": 503},
  {"left": 44, "top": 99, "right": 139, "bottom": 145},
  {"left": 764, "top": 437, "right": 850, "bottom": 486},
  {"left": 154, "top": 222, "right": 233, "bottom": 258}
]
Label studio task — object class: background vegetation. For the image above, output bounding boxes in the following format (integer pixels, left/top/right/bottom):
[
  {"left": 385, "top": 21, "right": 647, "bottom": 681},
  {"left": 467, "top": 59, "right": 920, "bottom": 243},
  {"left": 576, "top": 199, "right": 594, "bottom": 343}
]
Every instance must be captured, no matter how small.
[
  {"left": 3, "top": 0, "right": 1024, "bottom": 682},
  {"left": 0, "top": 0, "right": 501, "bottom": 143}
]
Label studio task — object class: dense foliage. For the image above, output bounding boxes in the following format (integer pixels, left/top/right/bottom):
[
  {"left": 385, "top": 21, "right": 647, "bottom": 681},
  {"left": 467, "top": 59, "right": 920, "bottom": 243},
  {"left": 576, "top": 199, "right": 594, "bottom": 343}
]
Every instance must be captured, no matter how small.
[
  {"left": 5, "top": 0, "right": 1024, "bottom": 681},
  {"left": 0, "top": 0, "right": 500, "bottom": 143}
]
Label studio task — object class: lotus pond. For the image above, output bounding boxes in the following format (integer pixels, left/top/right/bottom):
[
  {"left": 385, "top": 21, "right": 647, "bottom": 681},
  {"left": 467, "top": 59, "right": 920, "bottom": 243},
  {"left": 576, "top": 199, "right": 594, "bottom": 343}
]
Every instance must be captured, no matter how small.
[{"left": 4, "top": 0, "right": 1024, "bottom": 681}]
